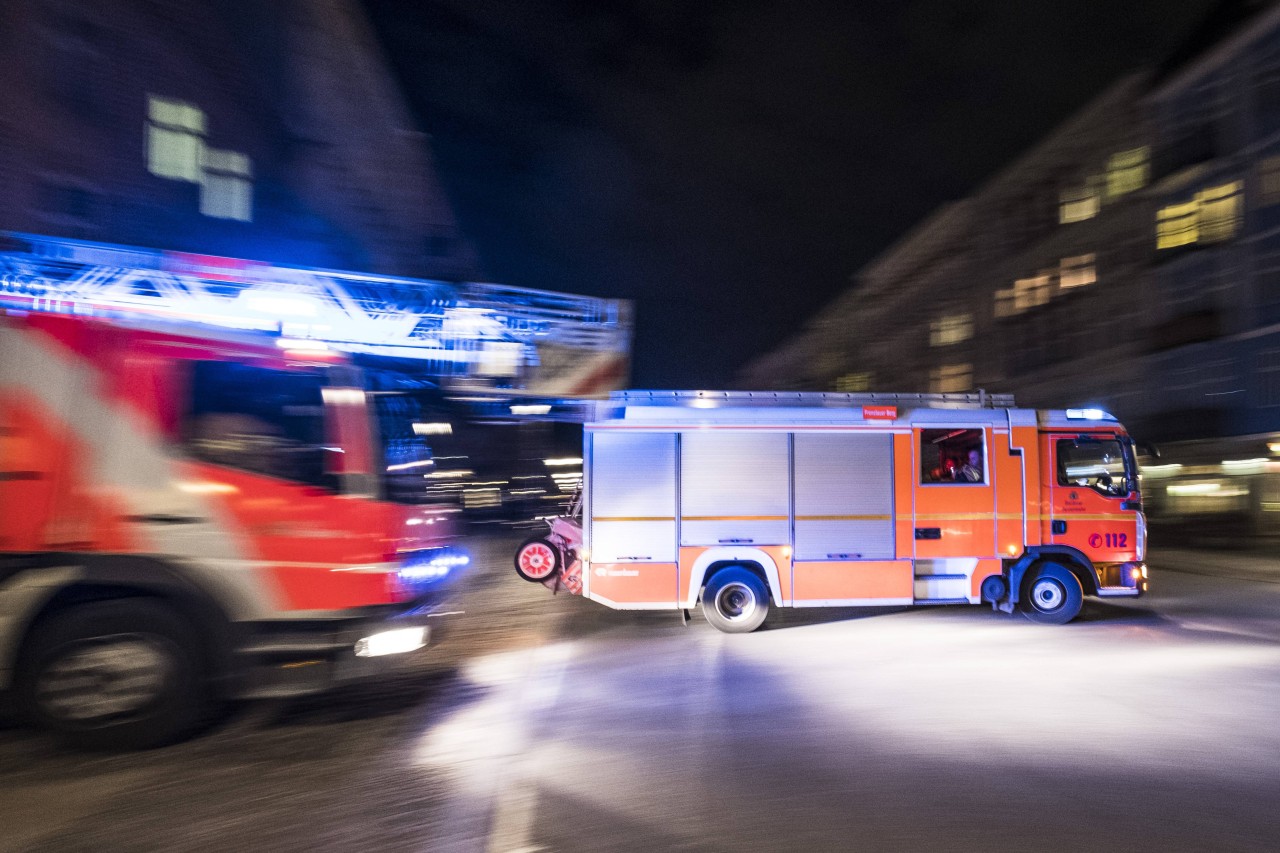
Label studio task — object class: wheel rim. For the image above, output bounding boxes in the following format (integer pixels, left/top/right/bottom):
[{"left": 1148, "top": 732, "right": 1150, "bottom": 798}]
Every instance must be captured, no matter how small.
[
  {"left": 1030, "top": 577, "right": 1066, "bottom": 612},
  {"left": 35, "top": 635, "right": 171, "bottom": 723},
  {"left": 715, "top": 582, "right": 757, "bottom": 622},
  {"left": 518, "top": 543, "right": 557, "bottom": 579}
]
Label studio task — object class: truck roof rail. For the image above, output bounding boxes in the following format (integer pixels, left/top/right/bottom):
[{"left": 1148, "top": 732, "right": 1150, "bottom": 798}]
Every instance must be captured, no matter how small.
[{"left": 610, "top": 389, "right": 1016, "bottom": 409}]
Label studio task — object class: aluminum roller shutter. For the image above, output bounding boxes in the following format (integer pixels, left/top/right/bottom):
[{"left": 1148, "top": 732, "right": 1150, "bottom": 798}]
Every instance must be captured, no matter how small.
[
  {"left": 680, "top": 431, "right": 789, "bottom": 546},
  {"left": 588, "top": 431, "right": 677, "bottom": 562},
  {"left": 794, "top": 432, "right": 894, "bottom": 560}
]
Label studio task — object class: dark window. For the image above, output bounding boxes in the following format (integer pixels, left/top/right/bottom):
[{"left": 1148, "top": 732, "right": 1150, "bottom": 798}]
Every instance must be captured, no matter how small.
[
  {"left": 182, "top": 361, "right": 334, "bottom": 489},
  {"left": 920, "top": 428, "right": 985, "bottom": 484},
  {"left": 1057, "top": 438, "right": 1130, "bottom": 497},
  {"left": 373, "top": 391, "right": 458, "bottom": 504}
]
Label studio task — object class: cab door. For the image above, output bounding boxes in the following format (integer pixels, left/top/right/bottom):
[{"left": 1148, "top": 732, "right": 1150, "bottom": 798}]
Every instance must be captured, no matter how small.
[
  {"left": 178, "top": 360, "right": 399, "bottom": 611},
  {"left": 1041, "top": 432, "right": 1140, "bottom": 565},
  {"left": 912, "top": 426, "right": 996, "bottom": 559}
]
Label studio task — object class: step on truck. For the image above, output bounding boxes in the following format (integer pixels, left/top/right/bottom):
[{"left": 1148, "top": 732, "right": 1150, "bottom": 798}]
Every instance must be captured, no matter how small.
[
  {"left": 0, "top": 312, "right": 467, "bottom": 748},
  {"left": 515, "top": 390, "right": 1148, "bottom": 632}
]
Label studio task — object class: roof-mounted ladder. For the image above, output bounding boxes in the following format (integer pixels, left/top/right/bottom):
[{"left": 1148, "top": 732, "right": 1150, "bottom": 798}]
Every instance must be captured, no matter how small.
[{"left": 610, "top": 389, "right": 1017, "bottom": 409}]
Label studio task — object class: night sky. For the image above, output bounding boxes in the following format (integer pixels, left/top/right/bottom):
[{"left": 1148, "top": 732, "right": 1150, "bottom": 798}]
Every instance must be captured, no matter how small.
[{"left": 362, "top": 0, "right": 1219, "bottom": 388}]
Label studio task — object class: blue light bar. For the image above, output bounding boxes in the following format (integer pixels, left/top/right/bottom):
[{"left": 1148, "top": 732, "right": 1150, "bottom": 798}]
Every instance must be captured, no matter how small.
[{"left": 0, "top": 231, "right": 632, "bottom": 393}]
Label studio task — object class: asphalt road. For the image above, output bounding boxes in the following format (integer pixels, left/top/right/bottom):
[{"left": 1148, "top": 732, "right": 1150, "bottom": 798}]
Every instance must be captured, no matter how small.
[{"left": 3, "top": 534, "right": 1280, "bottom": 853}]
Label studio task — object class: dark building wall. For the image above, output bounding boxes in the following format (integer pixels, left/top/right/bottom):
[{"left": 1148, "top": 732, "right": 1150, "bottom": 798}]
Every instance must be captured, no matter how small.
[
  {"left": 0, "top": 0, "right": 472, "bottom": 280},
  {"left": 741, "top": 4, "right": 1280, "bottom": 448}
]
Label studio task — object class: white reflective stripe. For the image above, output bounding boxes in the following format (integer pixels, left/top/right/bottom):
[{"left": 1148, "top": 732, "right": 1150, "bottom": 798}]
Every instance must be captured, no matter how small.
[
  {"left": 0, "top": 326, "right": 280, "bottom": 618},
  {"left": 791, "top": 597, "right": 913, "bottom": 608},
  {"left": 586, "top": 593, "right": 676, "bottom": 611}
]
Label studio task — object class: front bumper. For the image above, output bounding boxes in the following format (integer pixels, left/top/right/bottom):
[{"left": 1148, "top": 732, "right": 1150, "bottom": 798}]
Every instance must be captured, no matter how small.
[
  {"left": 229, "top": 598, "right": 458, "bottom": 700},
  {"left": 1095, "top": 562, "right": 1148, "bottom": 598}
]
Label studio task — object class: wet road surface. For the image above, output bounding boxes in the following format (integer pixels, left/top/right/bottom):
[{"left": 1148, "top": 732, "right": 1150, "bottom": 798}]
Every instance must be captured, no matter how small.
[{"left": 3, "top": 533, "right": 1280, "bottom": 852}]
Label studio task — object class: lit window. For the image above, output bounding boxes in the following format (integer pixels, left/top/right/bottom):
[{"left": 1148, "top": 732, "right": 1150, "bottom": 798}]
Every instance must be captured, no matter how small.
[
  {"left": 200, "top": 148, "right": 253, "bottom": 221},
  {"left": 835, "top": 371, "right": 873, "bottom": 392},
  {"left": 1106, "top": 147, "right": 1150, "bottom": 199},
  {"left": 1060, "top": 183, "right": 1100, "bottom": 223},
  {"left": 1197, "top": 181, "right": 1242, "bottom": 243},
  {"left": 147, "top": 95, "right": 205, "bottom": 182},
  {"left": 1259, "top": 156, "right": 1280, "bottom": 205},
  {"left": 1014, "top": 273, "right": 1052, "bottom": 311},
  {"left": 1059, "top": 253, "right": 1097, "bottom": 289},
  {"left": 929, "top": 313, "right": 974, "bottom": 346},
  {"left": 929, "top": 363, "right": 972, "bottom": 393},
  {"left": 1156, "top": 181, "right": 1243, "bottom": 249},
  {"left": 1157, "top": 200, "right": 1199, "bottom": 249}
]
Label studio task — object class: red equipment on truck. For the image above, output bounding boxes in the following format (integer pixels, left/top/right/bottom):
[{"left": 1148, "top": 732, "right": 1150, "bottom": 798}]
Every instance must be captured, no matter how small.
[{"left": 0, "top": 312, "right": 466, "bottom": 748}]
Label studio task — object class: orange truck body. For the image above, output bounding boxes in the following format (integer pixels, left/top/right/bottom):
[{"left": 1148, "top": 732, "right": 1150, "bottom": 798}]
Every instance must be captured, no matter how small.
[
  {"left": 0, "top": 312, "right": 461, "bottom": 709},
  {"left": 572, "top": 391, "right": 1146, "bottom": 621}
]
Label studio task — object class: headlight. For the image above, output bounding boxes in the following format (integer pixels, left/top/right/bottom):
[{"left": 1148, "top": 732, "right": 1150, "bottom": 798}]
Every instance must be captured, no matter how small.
[{"left": 355, "top": 626, "right": 426, "bottom": 657}]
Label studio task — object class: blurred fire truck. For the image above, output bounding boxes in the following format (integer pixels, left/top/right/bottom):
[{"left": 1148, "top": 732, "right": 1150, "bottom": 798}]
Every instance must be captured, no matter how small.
[
  {"left": 515, "top": 390, "right": 1148, "bottom": 632},
  {"left": 0, "top": 312, "right": 466, "bottom": 748}
]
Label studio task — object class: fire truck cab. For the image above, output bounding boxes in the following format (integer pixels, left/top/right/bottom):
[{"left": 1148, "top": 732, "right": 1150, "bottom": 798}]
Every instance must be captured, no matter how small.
[
  {"left": 0, "top": 313, "right": 465, "bottom": 748},
  {"left": 516, "top": 390, "right": 1147, "bottom": 632}
]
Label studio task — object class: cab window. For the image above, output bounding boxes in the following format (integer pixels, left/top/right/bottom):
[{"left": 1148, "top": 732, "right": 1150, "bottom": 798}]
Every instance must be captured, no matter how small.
[
  {"left": 920, "top": 428, "right": 985, "bottom": 484},
  {"left": 181, "top": 361, "right": 335, "bottom": 489},
  {"left": 1057, "top": 438, "right": 1129, "bottom": 497}
]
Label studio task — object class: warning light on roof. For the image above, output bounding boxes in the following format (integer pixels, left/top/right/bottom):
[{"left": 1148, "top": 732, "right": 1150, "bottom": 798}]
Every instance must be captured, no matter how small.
[
  {"left": 1065, "top": 408, "right": 1110, "bottom": 420},
  {"left": 276, "top": 338, "right": 329, "bottom": 352},
  {"left": 239, "top": 290, "right": 321, "bottom": 318}
]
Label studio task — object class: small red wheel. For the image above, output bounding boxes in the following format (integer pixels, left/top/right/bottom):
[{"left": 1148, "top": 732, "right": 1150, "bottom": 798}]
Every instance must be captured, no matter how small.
[{"left": 514, "top": 537, "right": 561, "bottom": 582}]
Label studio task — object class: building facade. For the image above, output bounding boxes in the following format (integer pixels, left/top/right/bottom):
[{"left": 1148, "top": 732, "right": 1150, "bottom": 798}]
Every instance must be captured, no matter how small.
[
  {"left": 0, "top": 0, "right": 472, "bottom": 280},
  {"left": 740, "top": 4, "right": 1280, "bottom": 542}
]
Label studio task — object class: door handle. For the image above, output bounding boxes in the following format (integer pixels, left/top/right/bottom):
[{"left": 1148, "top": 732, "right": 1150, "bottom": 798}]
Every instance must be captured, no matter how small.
[
  {"left": 125, "top": 514, "right": 207, "bottom": 525},
  {"left": 914, "top": 527, "right": 941, "bottom": 540},
  {"left": 1051, "top": 520, "right": 1067, "bottom": 534}
]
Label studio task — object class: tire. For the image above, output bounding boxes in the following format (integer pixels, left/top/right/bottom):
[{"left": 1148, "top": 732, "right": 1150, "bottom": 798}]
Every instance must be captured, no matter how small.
[
  {"left": 701, "top": 567, "right": 770, "bottom": 633},
  {"left": 514, "top": 537, "right": 560, "bottom": 582},
  {"left": 1019, "top": 564, "right": 1084, "bottom": 625},
  {"left": 17, "top": 599, "right": 206, "bottom": 750}
]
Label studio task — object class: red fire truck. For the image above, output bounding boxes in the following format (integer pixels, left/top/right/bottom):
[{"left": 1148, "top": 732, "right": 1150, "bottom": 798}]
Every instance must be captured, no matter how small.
[
  {"left": 516, "top": 390, "right": 1148, "bottom": 632},
  {"left": 0, "top": 312, "right": 466, "bottom": 748}
]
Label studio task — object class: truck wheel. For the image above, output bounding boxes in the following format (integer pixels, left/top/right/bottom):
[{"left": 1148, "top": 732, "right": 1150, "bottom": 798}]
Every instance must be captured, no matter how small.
[
  {"left": 702, "top": 567, "right": 769, "bottom": 633},
  {"left": 514, "top": 537, "right": 560, "bottom": 582},
  {"left": 1019, "top": 564, "right": 1083, "bottom": 625},
  {"left": 18, "top": 600, "right": 206, "bottom": 750}
]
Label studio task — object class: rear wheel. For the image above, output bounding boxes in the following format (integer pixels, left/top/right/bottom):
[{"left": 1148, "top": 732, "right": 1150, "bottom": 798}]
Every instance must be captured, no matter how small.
[
  {"left": 1019, "top": 564, "right": 1084, "bottom": 625},
  {"left": 514, "top": 537, "right": 561, "bottom": 582},
  {"left": 18, "top": 600, "right": 206, "bottom": 750},
  {"left": 701, "top": 567, "right": 770, "bottom": 633}
]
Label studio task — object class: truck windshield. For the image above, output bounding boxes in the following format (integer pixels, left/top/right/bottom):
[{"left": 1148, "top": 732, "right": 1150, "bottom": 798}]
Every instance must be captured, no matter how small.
[
  {"left": 183, "top": 361, "right": 334, "bottom": 489},
  {"left": 372, "top": 391, "right": 460, "bottom": 506},
  {"left": 1057, "top": 438, "right": 1132, "bottom": 498}
]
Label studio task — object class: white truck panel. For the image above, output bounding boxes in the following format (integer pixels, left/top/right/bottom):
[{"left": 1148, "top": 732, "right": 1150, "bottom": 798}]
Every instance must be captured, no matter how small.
[
  {"left": 587, "top": 431, "right": 677, "bottom": 562},
  {"left": 793, "top": 433, "right": 895, "bottom": 560},
  {"left": 679, "top": 431, "right": 789, "bottom": 546}
]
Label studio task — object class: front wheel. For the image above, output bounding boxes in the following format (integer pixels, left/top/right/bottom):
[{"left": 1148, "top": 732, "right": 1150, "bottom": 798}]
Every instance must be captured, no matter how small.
[
  {"left": 18, "top": 600, "right": 207, "bottom": 750},
  {"left": 1019, "top": 564, "right": 1084, "bottom": 625},
  {"left": 514, "top": 537, "right": 561, "bottom": 582},
  {"left": 701, "top": 567, "right": 770, "bottom": 633}
]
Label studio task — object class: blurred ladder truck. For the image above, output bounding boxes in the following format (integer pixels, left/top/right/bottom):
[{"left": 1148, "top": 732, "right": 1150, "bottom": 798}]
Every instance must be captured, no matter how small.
[
  {"left": 515, "top": 390, "right": 1148, "bottom": 632},
  {"left": 0, "top": 312, "right": 467, "bottom": 748}
]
